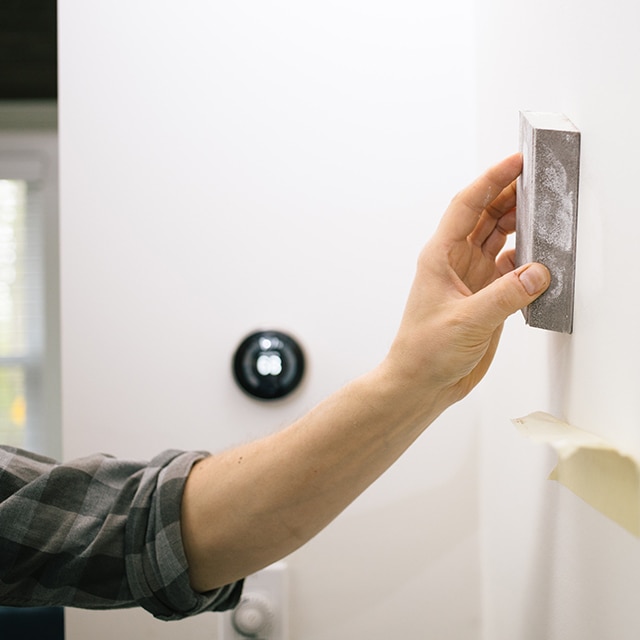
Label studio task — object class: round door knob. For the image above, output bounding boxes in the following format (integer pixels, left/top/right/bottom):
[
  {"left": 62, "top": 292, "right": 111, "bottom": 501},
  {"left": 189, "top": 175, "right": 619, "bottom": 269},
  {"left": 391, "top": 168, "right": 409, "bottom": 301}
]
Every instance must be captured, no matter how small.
[
  {"left": 233, "top": 330, "right": 305, "bottom": 400},
  {"left": 231, "top": 594, "right": 274, "bottom": 637}
]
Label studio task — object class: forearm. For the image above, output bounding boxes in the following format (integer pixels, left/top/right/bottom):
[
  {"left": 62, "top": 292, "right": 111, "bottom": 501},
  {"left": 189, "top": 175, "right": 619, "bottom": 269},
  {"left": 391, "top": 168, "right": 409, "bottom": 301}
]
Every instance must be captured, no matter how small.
[
  {"left": 180, "top": 154, "right": 551, "bottom": 593},
  {"left": 181, "top": 363, "right": 445, "bottom": 592}
]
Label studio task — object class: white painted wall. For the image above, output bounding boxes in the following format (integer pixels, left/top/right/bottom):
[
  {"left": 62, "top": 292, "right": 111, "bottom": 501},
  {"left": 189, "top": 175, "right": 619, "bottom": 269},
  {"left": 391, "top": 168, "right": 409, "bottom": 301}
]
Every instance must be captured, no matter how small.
[
  {"left": 58, "top": 2, "right": 479, "bottom": 638},
  {"left": 476, "top": 1, "right": 640, "bottom": 639}
]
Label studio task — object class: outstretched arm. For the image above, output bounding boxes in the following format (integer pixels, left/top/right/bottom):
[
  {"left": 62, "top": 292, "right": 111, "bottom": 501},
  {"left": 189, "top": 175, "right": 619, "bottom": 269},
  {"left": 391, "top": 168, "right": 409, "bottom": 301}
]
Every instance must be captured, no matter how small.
[{"left": 180, "top": 154, "right": 550, "bottom": 592}]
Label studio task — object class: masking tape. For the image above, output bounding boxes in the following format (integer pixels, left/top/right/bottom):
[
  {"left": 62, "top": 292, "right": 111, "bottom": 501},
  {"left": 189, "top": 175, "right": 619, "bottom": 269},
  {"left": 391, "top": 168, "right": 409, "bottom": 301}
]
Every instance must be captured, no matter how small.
[{"left": 512, "top": 412, "right": 640, "bottom": 536}]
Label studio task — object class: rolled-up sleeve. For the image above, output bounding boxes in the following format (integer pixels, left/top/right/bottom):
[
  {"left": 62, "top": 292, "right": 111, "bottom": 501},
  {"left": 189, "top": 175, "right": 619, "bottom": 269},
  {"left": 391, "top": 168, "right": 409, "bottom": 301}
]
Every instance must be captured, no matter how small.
[{"left": 0, "top": 446, "right": 243, "bottom": 619}]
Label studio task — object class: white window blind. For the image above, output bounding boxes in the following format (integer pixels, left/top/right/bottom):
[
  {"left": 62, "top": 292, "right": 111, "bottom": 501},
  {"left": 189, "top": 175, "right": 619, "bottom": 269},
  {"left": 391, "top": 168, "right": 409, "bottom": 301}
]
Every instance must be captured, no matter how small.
[{"left": 0, "top": 141, "right": 59, "bottom": 458}]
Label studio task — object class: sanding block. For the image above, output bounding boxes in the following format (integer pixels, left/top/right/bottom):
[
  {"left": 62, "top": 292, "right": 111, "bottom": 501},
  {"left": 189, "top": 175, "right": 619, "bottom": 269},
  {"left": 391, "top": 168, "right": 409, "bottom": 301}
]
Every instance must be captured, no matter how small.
[{"left": 516, "top": 111, "right": 581, "bottom": 333}]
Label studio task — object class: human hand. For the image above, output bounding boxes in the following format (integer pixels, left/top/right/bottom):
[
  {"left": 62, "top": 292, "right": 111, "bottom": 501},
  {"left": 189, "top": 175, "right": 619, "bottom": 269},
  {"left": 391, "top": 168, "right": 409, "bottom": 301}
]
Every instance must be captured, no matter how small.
[
  {"left": 181, "top": 155, "right": 551, "bottom": 591},
  {"left": 384, "top": 153, "right": 550, "bottom": 416}
]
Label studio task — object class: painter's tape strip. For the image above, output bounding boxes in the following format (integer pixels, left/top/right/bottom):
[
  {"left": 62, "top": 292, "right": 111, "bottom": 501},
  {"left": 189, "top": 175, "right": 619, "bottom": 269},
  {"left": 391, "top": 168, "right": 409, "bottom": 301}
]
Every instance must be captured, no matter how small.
[{"left": 512, "top": 412, "right": 640, "bottom": 537}]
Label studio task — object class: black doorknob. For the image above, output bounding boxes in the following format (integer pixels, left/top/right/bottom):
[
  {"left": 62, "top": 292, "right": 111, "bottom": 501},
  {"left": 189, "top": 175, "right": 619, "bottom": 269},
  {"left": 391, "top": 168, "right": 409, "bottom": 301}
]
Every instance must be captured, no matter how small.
[{"left": 233, "top": 330, "right": 305, "bottom": 400}]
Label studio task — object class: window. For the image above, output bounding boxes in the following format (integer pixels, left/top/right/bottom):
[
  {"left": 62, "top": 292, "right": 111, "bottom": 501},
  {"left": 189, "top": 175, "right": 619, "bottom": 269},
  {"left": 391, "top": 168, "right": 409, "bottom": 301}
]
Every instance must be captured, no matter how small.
[
  {"left": 0, "top": 179, "right": 32, "bottom": 448},
  {"left": 0, "top": 121, "right": 60, "bottom": 459}
]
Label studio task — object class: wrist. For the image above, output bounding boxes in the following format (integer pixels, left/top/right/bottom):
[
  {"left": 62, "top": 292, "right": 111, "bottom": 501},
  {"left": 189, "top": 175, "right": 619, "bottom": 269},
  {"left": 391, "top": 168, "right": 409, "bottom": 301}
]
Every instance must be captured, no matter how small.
[{"left": 368, "top": 356, "right": 450, "bottom": 436}]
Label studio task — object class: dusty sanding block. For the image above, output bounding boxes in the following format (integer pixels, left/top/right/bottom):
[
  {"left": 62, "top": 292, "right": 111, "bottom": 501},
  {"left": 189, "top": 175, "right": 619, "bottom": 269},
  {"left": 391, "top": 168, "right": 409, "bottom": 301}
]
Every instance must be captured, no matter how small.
[{"left": 516, "top": 111, "right": 581, "bottom": 333}]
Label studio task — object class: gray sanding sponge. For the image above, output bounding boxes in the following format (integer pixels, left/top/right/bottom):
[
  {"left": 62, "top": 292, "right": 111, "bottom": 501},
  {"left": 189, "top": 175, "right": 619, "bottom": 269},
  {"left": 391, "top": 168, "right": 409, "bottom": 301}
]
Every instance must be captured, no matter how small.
[{"left": 515, "top": 111, "right": 581, "bottom": 333}]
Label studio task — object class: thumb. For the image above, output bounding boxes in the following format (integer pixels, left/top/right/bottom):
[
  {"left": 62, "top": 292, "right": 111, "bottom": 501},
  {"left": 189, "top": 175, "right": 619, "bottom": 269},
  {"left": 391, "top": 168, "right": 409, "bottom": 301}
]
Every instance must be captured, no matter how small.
[{"left": 470, "top": 263, "right": 551, "bottom": 328}]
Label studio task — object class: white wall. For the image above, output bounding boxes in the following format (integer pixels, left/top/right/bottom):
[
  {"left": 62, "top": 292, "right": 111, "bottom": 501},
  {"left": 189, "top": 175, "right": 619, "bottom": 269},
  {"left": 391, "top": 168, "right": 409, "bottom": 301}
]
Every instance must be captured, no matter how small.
[
  {"left": 476, "top": 1, "right": 640, "bottom": 639},
  {"left": 58, "top": 2, "right": 480, "bottom": 638}
]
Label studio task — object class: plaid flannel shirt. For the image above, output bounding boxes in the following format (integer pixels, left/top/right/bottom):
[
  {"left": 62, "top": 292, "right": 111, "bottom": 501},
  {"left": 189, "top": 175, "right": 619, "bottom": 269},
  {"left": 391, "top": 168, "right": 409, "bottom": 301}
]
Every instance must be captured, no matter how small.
[{"left": 0, "top": 446, "right": 243, "bottom": 620}]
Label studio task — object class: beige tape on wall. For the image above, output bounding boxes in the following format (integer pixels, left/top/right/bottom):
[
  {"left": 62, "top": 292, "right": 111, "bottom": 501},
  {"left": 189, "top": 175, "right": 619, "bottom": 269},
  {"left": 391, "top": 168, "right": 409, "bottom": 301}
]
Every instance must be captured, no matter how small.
[{"left": 513, "top": 412, "right": 640, "bottom": 537}]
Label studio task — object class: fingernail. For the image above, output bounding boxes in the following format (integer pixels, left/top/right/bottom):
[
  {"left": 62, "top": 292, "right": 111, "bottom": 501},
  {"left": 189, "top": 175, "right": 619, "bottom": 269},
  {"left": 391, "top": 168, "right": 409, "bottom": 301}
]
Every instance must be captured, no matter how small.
[{"left": 518, "top": 265, "right": 548, "bottom": 295}]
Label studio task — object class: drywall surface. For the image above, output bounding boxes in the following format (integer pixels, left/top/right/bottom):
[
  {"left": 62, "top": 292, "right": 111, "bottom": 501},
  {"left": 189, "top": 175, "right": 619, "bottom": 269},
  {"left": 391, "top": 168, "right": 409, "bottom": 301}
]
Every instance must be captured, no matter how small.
[
  {"left": 58, "top": 2, "right": 479, "bottom": 638},
  {"left": 476, "top": 0, "right": 640, "bottom": 638}
]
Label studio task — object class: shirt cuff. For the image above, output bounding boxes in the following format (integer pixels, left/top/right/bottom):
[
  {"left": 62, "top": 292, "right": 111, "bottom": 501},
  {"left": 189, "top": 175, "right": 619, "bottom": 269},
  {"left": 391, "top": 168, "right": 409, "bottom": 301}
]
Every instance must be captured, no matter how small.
[{"left": 124, "top": 450, "right": 243, "bottom": 620}]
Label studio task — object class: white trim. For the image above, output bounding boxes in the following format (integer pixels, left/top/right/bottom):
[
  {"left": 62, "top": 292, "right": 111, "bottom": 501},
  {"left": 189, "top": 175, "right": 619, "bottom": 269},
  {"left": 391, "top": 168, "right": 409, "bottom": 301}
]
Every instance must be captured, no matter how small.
[{"left": 0, "top": 154, "right": 43, "bottom": 181}]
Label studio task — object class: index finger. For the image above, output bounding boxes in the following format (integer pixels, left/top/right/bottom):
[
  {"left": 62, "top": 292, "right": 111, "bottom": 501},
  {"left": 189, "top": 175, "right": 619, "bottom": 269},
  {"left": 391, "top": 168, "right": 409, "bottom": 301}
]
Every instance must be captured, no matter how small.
[{"left": 438, "top": 153, "right": 523, "bottom": 241}]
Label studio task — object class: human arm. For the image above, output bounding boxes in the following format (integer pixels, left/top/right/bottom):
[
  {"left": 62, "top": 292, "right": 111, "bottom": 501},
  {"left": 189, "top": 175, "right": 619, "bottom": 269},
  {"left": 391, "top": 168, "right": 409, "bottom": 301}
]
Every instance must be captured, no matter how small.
[
  {"left": 0, "top": 447, "right": 242, "bottom": 618},
  {"left": 180, "top": 154, "right": 551, "bottom": 591}
]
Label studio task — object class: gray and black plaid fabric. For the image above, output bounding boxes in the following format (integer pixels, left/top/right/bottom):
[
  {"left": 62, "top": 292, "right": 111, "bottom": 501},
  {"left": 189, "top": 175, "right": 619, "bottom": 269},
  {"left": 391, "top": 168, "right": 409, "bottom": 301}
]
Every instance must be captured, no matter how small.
[{"left": 0, "top": 446, "right": 243, "bottom": 620}]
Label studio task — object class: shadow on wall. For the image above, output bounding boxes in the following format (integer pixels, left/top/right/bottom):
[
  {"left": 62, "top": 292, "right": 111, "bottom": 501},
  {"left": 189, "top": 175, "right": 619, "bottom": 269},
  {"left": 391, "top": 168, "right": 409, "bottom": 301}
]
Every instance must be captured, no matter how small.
[
  {"left": 521, "top": 470, "right": 640, "bottom": 640},
  {"left": 290, "top": 431, "right": 481, "bottom": 637}
]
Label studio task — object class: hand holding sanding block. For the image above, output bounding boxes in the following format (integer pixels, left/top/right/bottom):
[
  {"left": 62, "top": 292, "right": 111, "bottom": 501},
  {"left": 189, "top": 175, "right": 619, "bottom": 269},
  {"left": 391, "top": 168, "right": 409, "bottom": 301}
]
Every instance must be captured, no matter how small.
[{"left": 516, "top": 111, "right": 581, "bottom": 333}]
